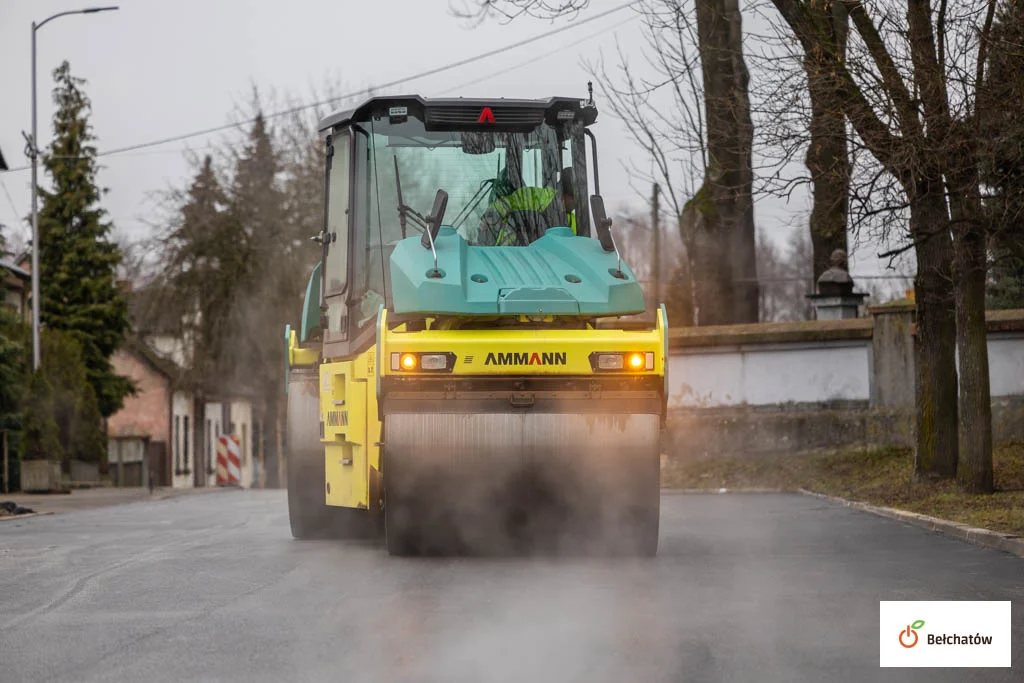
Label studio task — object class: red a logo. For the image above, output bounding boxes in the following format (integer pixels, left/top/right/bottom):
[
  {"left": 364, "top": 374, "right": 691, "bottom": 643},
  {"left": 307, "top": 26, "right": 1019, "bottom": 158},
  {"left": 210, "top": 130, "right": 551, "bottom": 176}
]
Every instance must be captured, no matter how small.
[{"left": 478, "top": 107, "right": 495, "bottom": 124}]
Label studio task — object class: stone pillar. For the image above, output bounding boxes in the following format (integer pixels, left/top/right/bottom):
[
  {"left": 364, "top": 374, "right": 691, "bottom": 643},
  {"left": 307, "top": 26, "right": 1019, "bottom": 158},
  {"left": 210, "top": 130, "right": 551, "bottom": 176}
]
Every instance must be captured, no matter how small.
[
  {"left": 868, "top": 300, "right": 916, "bottom": 409},
  {"left": 806, "top": 249, "right": 867, "bottom": 320}
]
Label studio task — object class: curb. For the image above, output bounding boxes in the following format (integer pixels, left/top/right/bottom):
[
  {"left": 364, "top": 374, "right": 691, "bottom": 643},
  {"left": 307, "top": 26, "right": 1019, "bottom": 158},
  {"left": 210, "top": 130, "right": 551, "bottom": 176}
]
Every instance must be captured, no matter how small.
[
  {"left": 151, "top": 486, "right": 237, "bottom": 502},
  {"left": 663, "top": 487, "right": 785, "bottom": 494},
  {"left": 0, "top": 511, "right": 56, "bottom": 523},
  {"left": 0, "top": 486, "right": 240, "bottom": 519},
  {"left": 798, "top": 489, "right": 1024, "bottom": 560}
]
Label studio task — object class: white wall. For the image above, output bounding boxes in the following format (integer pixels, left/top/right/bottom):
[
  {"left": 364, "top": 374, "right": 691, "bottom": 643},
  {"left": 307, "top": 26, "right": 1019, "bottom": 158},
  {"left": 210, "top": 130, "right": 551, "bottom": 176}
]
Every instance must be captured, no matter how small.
[
  {"left": 149, "top": 334, "right": 188, "bottom": 368},
  {"left": 668, "top": 333, "right": 1024, "bottom": 409},
  {"left": 170, "top": 391, "right": 194, "bottom": 489},
  {"left": 230, "top": 401, "right": 254, "bottom": 488},
  {"left": 201, "top": 400, "right": 254, "bottom": 488},
  {"left": 203, "top": 403, "right": 224, "bottom": 489},
  {"left": 669, "top": 341, "right": 872, "bottom": 408},
  {"left": 986, "top": 333, "right": 1024, "bottom": 398}
]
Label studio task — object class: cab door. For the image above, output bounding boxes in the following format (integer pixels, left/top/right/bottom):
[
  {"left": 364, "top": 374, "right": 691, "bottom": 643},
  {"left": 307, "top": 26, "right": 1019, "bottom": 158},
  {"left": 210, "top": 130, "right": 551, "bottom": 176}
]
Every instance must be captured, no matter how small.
[
  {"left": 322, "top": 129, "right": 353, "bottom": 354},
  {"left": 318, "top": 127, "right": 378, "bottom": 510}
]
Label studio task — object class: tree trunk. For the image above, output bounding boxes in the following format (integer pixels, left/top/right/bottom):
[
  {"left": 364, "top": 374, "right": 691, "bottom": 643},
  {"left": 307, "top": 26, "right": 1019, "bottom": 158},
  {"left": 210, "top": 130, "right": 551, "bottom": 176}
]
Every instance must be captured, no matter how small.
[
  {"left": 953, "top": 225, "right": 993, "bottom": 492},
  {"left": 192, "top": 393, "right": 205, "bottom": 488},
  {"left": 804, "top": 1, "right": 850, "bottom": 278},
  {"left": 683, "top": 190, "right": 733, "bottom": 326},
  {"left": 910, "top": 181, "right": 959, "bottom": 480},
  {"left": 695, "top": 0, "right": 759, "bottom": 324},
  {"left": 946, "top": 160, "right": 994, "bottom": 493}
]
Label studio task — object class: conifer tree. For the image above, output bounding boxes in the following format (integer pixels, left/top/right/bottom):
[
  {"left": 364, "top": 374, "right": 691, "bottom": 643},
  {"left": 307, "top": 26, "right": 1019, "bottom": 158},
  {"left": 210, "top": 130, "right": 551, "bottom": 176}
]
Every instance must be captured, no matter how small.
[{"left": 37, "top": 61, "right": 132, "bottom": 417}]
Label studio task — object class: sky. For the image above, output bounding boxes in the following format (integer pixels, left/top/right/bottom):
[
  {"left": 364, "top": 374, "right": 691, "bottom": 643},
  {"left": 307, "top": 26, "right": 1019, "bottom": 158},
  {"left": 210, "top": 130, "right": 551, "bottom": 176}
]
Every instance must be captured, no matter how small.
[{"left": 0, "top": 0, "right": 914, "bottom": 296}]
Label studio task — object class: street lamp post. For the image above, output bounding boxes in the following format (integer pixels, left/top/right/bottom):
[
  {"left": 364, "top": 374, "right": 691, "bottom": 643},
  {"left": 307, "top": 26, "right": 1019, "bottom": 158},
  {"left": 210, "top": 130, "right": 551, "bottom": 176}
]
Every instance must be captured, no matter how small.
[{"left": 29, "top": 6, "right": 119, "bottom": 371}]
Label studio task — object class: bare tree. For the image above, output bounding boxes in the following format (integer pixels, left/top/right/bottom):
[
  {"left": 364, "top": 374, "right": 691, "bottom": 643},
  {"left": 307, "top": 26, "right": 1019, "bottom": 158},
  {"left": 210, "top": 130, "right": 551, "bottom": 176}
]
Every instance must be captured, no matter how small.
[
  {"left": 450, "top": 0, "right": 590, "bottom": 23},
  {"left": 980, "top": 0, "right": 1024, "bottom": 310},
  {"left": 615, "top": 202, "right": 695, "bottom": 324},
  {"left": 696, "top": 0, "right": 760, "bottom": 323},
  {"left": 802, "top": 2, "right": 852, "bottom": 278},
  {"left": 587, "top": 1, "right": 766, "bottom": 325},
  {"left": 757, "top": 227, "right": 814, "bottom": 321},
  {"left": 766, "top": 0, "right": 999, "bottom": 491}
]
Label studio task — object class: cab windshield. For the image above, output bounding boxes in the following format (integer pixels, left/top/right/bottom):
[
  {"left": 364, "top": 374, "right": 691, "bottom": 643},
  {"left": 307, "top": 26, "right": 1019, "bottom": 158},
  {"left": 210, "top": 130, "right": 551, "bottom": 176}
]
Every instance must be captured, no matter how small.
[
  {"left": 356, "top": 114, "right": 583, "bottom": 249},
  {"left": 337, "top": 112, "right": 587, "bottom": 325}
]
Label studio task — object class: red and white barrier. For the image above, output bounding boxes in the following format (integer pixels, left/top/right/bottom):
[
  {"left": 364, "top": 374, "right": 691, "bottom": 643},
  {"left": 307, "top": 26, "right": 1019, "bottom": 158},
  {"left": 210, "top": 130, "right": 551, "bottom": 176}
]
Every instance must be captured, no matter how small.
[{"left": 216, "top": 435, "right": 242, "bottom": 486}]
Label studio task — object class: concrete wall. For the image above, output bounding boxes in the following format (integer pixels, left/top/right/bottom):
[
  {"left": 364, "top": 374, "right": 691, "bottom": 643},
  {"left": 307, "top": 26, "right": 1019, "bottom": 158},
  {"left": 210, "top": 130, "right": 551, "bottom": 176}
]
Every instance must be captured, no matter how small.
[
  {"left": 230, "top": 401, "right": 254, "bottom": 488},
  {"left": 670, "top": 341, "right": 871, "bottom": 408},
  {"left": 171, "top": 391, "right": 195, "bottom": 489},
  {"left": 203, "top": 404, "right": 224, "bottom": 488},
  {"left": 988, "top": 333, "right": 1024, "bottom": 398},
  {"left": 664, "top": 308, "right": 1024, "bottom": 460},
  {"left": 20, "top": 460, "right": 62, "bottom": 493},
  {"left": 198, "top": 401, "right": 254, "bottom": 488}
]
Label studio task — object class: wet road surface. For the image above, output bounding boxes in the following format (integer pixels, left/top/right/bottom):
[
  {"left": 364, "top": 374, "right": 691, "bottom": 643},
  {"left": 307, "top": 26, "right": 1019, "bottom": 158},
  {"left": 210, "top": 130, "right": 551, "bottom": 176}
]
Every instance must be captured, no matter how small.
[{"left": 1, "top": 489, "right": 1020, "bottom": 682}]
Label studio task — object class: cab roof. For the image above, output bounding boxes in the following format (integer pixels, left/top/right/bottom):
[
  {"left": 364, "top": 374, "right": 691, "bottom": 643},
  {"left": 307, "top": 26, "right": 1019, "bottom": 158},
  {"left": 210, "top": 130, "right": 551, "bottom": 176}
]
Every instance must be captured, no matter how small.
[{"left": 317, "top": 94, "right": 598, "bottom": 133}]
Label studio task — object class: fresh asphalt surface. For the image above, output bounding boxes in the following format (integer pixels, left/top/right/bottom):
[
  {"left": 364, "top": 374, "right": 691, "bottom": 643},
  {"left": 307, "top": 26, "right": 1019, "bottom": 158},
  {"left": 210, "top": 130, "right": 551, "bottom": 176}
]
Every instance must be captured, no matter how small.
[{"left": 0, "top": 489, "right": 1020, "bottom": 683}]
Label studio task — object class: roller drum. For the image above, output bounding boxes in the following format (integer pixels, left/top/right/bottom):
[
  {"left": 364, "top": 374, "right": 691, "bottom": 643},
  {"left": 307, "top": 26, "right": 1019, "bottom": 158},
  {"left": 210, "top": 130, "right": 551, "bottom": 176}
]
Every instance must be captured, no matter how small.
[{"left": 383, "top": 412, "right": 660, "bottom": 556}]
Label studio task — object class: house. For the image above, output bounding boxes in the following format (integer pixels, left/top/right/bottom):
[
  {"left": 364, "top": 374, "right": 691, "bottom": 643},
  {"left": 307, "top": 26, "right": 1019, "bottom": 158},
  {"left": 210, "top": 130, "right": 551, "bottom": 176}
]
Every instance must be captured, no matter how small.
[
  {"left": 107, "top": 336, "right": 177, "bottom": 487},
  {"left": 105, "top": 285, "right": 259, "bottom": 489},
  {"left": 1, "top": 258, "right": 29, "bottom": 321}
]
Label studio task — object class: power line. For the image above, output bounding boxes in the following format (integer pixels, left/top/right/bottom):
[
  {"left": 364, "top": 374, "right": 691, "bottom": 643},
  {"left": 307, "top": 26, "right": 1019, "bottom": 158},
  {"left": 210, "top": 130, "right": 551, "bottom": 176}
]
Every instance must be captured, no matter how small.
[
  {"left": 8, "top": 17, "right": 625, "bottom": 173},
  {"left": 4, "top": 1, "right": 640, "bottom": 173},
  {"left": 0, "top": 178, "right": 21, "bottom": 222},
  {"left": 1, "top": 11, "right": 642, "bottom": 238},
  {"left": 439, "top": 14, "right": 639, "bottom": 94}
]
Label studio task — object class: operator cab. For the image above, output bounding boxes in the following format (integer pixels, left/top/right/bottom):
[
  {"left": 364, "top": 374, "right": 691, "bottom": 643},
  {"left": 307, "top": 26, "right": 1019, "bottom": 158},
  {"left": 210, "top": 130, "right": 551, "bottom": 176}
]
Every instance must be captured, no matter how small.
[{"left": 308, "top": 94, "right": 610, "bottom": 353}]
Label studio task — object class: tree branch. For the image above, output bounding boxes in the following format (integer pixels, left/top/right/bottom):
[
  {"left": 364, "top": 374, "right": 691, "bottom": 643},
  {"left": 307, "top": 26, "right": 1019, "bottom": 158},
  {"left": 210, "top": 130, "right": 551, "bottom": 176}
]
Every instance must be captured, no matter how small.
[
  {"left": 843, "top": 0, "right": 923, "bottom": 141},
  {"left": 974, "top": 0, "right": 998, "bottom": 118},
  {"left": 770, "top": 0, "right": 911, "bottom": 180},
  {"left": 906, "top": 0, "right": 952, "bottom": 145}
]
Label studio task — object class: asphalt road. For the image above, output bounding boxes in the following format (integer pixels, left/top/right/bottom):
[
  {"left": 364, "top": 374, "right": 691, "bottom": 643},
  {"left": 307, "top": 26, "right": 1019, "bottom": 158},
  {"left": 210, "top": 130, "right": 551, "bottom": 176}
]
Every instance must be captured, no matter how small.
[{"left": 0, "top": 489, "right": 1020, "bottom": 683}]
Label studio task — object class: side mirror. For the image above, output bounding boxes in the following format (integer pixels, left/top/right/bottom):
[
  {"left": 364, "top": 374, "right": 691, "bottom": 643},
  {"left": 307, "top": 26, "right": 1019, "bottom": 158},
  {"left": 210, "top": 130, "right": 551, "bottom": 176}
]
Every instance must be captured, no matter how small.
[
  {"left": 590, "top": 194, "right": 616, "bottom": 252},
  {"left": 422, "top": 189, "right": 449, "bottom": 249}
]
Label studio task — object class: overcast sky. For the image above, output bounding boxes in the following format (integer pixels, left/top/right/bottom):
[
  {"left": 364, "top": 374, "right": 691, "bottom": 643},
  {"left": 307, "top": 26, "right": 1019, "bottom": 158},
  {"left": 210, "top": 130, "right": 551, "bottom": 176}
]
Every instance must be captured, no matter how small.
[{"left": 0, "top": 0, "right": 913, "bottom": 293}]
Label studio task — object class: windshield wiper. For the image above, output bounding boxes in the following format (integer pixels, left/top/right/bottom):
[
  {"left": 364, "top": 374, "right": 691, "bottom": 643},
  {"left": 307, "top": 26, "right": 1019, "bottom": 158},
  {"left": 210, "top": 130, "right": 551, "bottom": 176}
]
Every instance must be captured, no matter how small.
[
  {"left": 393, "top": 156, "right": 444, "bottom": 240},
  {"left": 393, "top": 155, "right": 409, "bottom": 240}
]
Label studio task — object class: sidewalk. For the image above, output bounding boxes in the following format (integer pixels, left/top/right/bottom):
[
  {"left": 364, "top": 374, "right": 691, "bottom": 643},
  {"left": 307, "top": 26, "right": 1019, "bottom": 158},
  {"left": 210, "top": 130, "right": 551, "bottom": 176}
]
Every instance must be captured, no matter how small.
[{"left": 0, "top": 485, "right": 232, "bottom": 517}]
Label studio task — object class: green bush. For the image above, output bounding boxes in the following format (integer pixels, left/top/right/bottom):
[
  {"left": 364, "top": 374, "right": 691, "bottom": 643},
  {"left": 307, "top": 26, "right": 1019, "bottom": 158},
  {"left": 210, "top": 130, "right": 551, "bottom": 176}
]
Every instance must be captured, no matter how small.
[
  {"left": 20, "top": 370, "right": 63, "bottom": 462},
  {"left": 70, "top": 382, "right": 106, "bottom": 464}
]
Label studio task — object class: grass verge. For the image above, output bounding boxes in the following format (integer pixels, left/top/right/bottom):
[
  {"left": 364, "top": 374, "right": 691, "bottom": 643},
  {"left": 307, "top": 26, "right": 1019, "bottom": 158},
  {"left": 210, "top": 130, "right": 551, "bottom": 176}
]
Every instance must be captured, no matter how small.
[{"left": 663, "top": 443, "right": 1024, "bottom": 537}]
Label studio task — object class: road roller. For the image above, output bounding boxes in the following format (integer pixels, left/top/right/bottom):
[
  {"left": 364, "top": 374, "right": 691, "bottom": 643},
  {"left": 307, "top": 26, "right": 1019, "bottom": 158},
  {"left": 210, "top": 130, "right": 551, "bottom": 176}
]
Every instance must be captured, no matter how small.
[{"left": 284, "top": 93, "right": 668, "bottom": 555}]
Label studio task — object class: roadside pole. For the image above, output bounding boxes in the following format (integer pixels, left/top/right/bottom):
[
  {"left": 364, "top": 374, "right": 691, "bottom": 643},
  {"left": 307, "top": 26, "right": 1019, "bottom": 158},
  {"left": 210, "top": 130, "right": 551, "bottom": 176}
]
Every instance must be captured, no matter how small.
[
  {"left": 2, "top": 430, "right": 8, "bottom": 494},
  {"left": 652, "top": 182, "right": 661, "bottom": 309},
  {"left": 116, "top": 439, "right": 124, "bottom": 487}
]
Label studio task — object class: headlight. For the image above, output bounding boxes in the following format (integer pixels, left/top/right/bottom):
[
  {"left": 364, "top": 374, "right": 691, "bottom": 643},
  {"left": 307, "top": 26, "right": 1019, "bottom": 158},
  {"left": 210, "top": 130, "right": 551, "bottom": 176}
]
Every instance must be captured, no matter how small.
[
  {"left": 589, "top": 351, "right": 655, "bottom": 372},
  {"left": 390, "top": 351, "right": 456, "bottom": 373},
  {"left": 420, "top": 354, "right": 448, "bottom": 370}
]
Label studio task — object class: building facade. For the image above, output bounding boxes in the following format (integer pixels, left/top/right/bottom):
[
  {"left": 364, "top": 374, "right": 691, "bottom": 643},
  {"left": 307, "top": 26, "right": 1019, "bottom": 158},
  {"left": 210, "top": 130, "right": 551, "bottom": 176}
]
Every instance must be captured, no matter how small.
[
  {"left": 1, "top": 259, "right": 29, "bottom": 321},
  {"left": 108, "top": 335, "right": 257, "bottom": 489}
]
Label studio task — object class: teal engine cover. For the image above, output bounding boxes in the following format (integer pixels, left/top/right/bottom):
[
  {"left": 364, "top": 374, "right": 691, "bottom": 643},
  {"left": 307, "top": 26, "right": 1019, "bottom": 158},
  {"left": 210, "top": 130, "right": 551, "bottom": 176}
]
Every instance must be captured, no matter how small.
[{"left": 388, "top": 227, "right": 646, "bottom": 316}]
